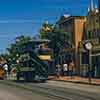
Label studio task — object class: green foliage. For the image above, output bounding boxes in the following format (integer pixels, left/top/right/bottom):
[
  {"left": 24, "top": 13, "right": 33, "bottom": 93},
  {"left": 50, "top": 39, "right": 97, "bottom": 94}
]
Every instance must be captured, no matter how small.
[
  {"left": 48, "top": 28, "right": 70, "bottom": 61},
  {"left": 40, "top": 22, "right": 71, "bottom": 64},
  {"left": 6, "top": 35, "right": 33, "bottom": 64},
  {"left": 18, "top": 53, "right": 30, "bottom": 62}
]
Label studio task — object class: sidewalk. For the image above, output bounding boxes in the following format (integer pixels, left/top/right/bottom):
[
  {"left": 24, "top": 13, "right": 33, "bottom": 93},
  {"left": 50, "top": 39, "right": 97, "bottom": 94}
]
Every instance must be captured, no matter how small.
[{"left": 48, "top": 76, "right": 100, "bottom": 85}]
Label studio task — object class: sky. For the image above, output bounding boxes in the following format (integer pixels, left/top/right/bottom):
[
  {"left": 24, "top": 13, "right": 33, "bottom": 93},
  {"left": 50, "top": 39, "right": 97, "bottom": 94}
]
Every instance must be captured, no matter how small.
[{"left": 0, "top": 0, "right": 98, "bottom": 53}]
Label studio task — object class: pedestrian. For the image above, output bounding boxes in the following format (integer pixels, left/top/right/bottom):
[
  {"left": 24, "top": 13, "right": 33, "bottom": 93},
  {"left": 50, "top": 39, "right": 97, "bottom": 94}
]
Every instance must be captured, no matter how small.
[
  {"left": 56, "top": 64, "right": 61, "bottom": 78},
  {"left": 3, "top": 63, "right": 8, "bottom": 78},
  {"left": 63, "top": 63, "right": 68, "bottom": 76},
  {"left": 69, "top": 61, "right": 74, "bottom": 77}
]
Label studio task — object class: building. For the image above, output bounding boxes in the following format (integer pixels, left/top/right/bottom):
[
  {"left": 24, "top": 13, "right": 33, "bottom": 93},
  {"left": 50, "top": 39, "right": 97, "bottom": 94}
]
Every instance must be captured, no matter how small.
[
  {"left": 58, "top": 15, "right": 86, "bottom": 50},
  {"left": 57, "top": 15, "right": 86, "bottom": 74},
  {"left": 79, "top": 0, "right": 100, "bottom": 77},
  {"left": 86, "top": 0, "right": 99, "bottom": 39},
  {"left": 40, "top": 21, "right": 53, "bottom": 39},
  {"left": 57, "top": 0, "right": 100, "bottom": 77}
]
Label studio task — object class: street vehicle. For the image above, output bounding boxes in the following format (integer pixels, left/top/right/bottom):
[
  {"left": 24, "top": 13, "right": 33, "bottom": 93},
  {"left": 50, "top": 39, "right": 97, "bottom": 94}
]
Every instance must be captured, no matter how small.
[
  {"left": 14, "top": 40, "right": 50, "bottom": 82},
  {"left": 16, "top": 52, "right": 48, "bottom": 82}
]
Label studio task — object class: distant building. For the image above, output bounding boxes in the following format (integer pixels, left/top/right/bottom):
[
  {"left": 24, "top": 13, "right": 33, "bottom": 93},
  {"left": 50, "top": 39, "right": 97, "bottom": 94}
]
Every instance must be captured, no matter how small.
[
  {"left": 86, "top": 0, "right": 99, "bottom": 39},
  {"left": 79, "top": 0, "right": 100, "bottom": 77},
  {"left": 40, "top": 21, "right": 53, "bottom": 39}
]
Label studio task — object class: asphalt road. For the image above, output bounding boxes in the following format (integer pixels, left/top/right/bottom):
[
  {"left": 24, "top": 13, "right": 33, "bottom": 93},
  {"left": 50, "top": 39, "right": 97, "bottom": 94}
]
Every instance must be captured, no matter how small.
[
  {"left": 25, "top": 81, "right": 100, "bottom": 100},
  {"left": 0, "top": 80, "right": 100, "bottom": 100},
  {"left": 0, "top": 83, "right": 56, "bottom": 100}
]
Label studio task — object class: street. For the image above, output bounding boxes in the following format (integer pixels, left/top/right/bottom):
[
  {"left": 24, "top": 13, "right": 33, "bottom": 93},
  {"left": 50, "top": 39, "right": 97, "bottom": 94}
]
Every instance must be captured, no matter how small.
[
  {"left": 0, "top": 80, "right": 100, "bottom": 100},
  {"left": 26, "top": 80, "right": 100, "bottom": 100},
  {"left": 0, "top": 83, "right": 56, "bottom": 100}
]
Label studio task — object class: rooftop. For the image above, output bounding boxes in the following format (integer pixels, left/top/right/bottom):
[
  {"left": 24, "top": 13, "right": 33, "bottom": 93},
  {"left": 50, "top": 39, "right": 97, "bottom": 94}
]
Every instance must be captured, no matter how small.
[{"left": 57, "top": 15, "right": 86, "bottom": 24}]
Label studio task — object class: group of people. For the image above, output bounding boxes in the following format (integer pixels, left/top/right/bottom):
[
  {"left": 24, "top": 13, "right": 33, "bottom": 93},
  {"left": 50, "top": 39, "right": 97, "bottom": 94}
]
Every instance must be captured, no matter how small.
[{"left": 56, "top": 61, "right": 74, "bottom": 77}]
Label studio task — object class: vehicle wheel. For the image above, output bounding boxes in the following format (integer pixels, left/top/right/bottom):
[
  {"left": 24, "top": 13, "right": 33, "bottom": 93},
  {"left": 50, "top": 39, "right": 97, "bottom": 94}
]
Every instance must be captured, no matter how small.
[
  {"left": 40, "top": 79, "right": 46, "bottom": 83},
  {"left": 0, "top": 77, "right": 4, "bottom": 80}
]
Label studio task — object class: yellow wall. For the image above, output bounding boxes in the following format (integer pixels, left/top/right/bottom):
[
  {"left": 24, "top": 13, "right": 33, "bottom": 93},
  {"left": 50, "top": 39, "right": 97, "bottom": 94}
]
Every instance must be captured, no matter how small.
[{"left": 74, "top": 18, "right": 86, "bottom": 49}]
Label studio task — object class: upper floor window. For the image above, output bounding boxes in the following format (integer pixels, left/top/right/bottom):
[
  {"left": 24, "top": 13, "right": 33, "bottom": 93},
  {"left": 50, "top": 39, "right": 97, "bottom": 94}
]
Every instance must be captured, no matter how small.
[{"left": 87, "top": 31, "right": 92, "bottom": 39}]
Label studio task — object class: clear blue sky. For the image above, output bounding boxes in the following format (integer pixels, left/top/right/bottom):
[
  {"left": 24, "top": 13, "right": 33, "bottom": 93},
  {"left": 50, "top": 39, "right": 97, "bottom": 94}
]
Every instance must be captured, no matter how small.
[{"left": 0, "top": 0, "right": 98, "bottom": 53}]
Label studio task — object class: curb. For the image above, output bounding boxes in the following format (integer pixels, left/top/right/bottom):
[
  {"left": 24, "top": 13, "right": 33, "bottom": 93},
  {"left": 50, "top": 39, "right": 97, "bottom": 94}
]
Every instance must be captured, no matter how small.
[{"left": 52, "top": 79, "right": 100, "bottom": 86}]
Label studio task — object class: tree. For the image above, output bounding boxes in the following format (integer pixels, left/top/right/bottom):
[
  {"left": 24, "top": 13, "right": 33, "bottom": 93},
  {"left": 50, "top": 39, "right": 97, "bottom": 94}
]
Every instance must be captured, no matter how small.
[
  {"left": 47, "top": 27, "right": 71, "bottom": 64},
  {"left": 40, "top": 22, "right": 71, "bottom": 65},
  {"left": 6, "top": 35, "right": 32, "bottom": 64}
]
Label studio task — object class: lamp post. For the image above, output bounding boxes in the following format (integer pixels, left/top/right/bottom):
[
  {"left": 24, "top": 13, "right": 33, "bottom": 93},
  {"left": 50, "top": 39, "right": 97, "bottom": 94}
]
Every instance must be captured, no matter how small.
[{"left": 84, "top": 42, "right": 93, "bottom": 84}]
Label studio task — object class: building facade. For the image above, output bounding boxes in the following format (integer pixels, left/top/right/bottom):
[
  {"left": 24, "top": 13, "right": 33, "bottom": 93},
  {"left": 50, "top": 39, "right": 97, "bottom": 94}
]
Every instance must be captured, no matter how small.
[
  {"left": 57, "top": 0, "right": 100, "bottom": 77},
  {"left": 79, "top": 0, "right": 100, "bottom": 77},
  {"left": 86, "top": 0, "right": 99, "bottom": 39},
  {"left": 58, "top": 15, "right": 86, "bottom": 74},
  {"left": 58, "top": 16, "right": 86, "bottom": 49}
]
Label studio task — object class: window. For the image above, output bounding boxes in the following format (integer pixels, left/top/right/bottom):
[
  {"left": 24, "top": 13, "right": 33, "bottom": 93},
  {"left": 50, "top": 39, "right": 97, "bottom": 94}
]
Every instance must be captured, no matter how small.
[
  {"left": 87, "top": 31, "right": 92, "bottom": 39},
  {"left": 96, "top": 19, "right": 99, "bottom": 23}
]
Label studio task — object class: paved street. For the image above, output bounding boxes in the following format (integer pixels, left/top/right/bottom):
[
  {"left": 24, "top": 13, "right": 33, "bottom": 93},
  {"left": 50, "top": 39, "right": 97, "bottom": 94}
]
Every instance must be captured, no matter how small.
[
  {"left": 0, "top": 80, "right": 100, "bottom": 100},
  {"left": 0, "top": 83, "right": 56, "bottom": 100},
  {"left": 27, "top": 80, "right": 100, "bottom": 100},
  {"left": 46, "top": 80, "right": 100, "bottom": 93}
]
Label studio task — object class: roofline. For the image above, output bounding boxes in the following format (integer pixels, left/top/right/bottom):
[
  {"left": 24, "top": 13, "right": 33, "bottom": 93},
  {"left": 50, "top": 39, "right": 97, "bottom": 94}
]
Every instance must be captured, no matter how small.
[
  {"left": 30, "top": 39, "right": 50, "bottom": 43},
  {"left": 21, "top": 39, "right": 50, "bottom": 45},
  {"left": 57, "top": 16, "right": 86, "bottom": 24}
]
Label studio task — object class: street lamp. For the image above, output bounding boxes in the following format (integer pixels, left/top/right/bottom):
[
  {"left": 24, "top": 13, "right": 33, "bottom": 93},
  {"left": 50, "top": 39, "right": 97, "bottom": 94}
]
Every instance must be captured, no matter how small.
[
  {"left": 84, "top": 42, "right": 93, "bottom": 84},
  {"left": 85, "top": 42, "right": 93, "bottom": 51}
]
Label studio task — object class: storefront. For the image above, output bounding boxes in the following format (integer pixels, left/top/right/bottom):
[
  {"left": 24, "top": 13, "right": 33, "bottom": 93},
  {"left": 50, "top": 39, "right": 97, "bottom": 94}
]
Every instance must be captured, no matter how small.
[{"left": 79, "top": 38, "right": 100, "bottom": 78}]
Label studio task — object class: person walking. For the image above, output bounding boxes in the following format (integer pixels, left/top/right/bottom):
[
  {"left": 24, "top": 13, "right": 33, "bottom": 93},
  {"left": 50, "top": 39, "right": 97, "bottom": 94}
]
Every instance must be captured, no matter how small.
[
  {"left": 56, "top": 64, "right": 61, "bottom": 78},
  {"left": 3, "top": 63, "right": 8, "bottom": 79},
  {"left": 63, "top": 63, "right": 68, "bottom": 76},
  {"left": 69, "top": 61, "right": 74, "bottom": 77}
]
